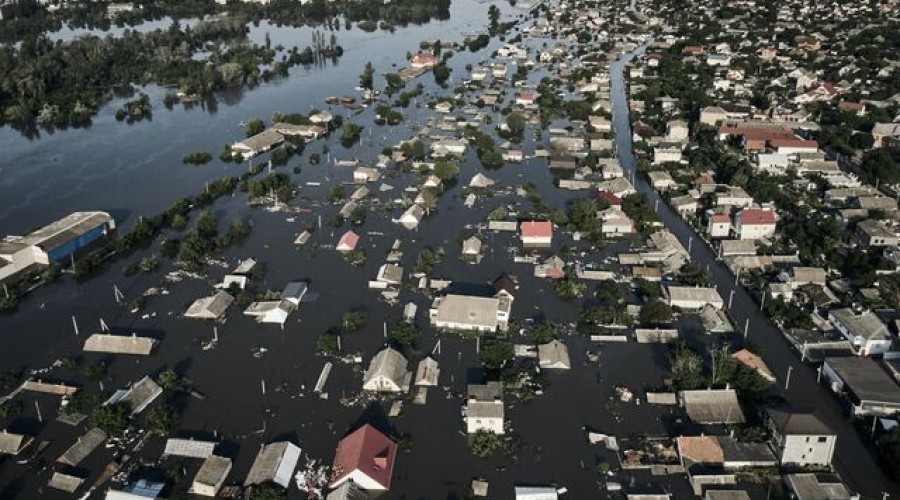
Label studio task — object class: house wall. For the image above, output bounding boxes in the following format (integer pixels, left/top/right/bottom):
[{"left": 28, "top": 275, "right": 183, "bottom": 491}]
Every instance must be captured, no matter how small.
[
  {"left": 363, "top": 376, "right": 402, "bottom": 393},
  {"left": 467, "top": 415, "right": 504, "bottom": 435},
  {"left": 737, "top": 222, "right": 776, "bottom": 240},
  {"left": 522, "top": 236, "right": 552, "bottom": 247},
  {"left": 778, "top": 434, "right": 836, "bottom": 467},
  {"left": 708, "top": 222, "right": 730, "bottom": 238}
]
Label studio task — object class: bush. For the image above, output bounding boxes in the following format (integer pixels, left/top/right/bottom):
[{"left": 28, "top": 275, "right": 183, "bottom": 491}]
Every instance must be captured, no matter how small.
[
  {"left": 470, "top": 430, "right": 502, "bottom": 457},
  {"left": 183, "top": 151, "right": 213, "bottom": 165}
]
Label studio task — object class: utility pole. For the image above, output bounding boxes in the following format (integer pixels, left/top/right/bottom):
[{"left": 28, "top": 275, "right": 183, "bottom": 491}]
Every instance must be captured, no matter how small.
[
  {"left": 743, "top": 318, "right": 749, "bottom": 340},
  {"left": 785, "top": 365, "right": 793, "bottom": 391},
  {"left": 728, "top": 290, "right": 735, "bottom": 309},
  {"left": 688, "top": 236, "right": 693, "bottom": 253},
  {"left": 72, "top": 315, "right": 79, "bottom": 337}
]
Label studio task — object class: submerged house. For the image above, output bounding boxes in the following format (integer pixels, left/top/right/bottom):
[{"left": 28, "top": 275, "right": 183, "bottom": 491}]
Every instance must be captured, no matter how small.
[
  {"left": 184, "top": 291, "right": 234, "bottom": 321},
  {"left": 231, "top": 129, "right": 284, "bottom": 160},
  {"left": 430, "top": 291, "right": 513, "bottom": 333},
  {"left": 362, "top": 347, "right": 412, "bottom": 393},
  {"left": 244, "top": 441, "right": 301, "bottom": 488}
]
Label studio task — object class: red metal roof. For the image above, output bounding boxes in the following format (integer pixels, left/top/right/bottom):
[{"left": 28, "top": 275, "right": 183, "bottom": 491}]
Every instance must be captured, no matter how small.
[
  {"left": 768, "top": 138, "right": 818, "bottom": 149},
  {"left": 331, "top": 424, "right": 397, "bottom": 490},
  {"left": 738, "top": 209, "right": 776, "bottom": 225},
  {"left": 597, "top": 190, "right": 622, "bottom": 206},
  {"left": 710, "top": 214, "right": 731, "bottom": 223},
  {"left": 337, "top": 230, "right": 359, "bottom": 250},
  {"left": 520, "top": 221, "right": 553, "bottom": 238}
]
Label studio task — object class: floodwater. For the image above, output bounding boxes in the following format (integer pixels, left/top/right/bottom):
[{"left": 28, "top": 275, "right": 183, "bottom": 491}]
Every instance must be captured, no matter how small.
[{"left": 0, "top": 3, "right": 694, "bottom": 499}]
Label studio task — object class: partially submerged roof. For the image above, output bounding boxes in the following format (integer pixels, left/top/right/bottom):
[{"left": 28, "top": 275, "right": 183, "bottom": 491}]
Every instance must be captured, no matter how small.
[
  {"left": 245, "top": 441, "right": 301, "bottom": 487},
  {"left": 83, "top": 333, "right": 157, "bottom": 355},
  {"left": 538, "top": 340, "right": 571, "bottom": 369},
  {"left": 57, "top": 428, "right": 107, "bottom": 466},
  {"left": 680, "top": 389, "right": 746, "bottom": 424},
  {"left": 364, "top": 347, "right": 410, "bottom": 389},
  {"left": 414, "top": 357, "right": 440, "bottom": 386},
  {"left": 164, "top": 438, "right": 217, "bottom": 459},
  {"left": 48, "top": 472, "right": 84, "bottom": 493},
  {"left": 192, "top": 455, "right": 232, "bottom": 489},
  {"left": 0, "top": 431, "right": 32, "bottom": 455},
  {"left": 111, "top": 376, "right": 162, "bottom": 415},
  {"left": 184, "top": 291, "right": 234, "bottom": 320}
]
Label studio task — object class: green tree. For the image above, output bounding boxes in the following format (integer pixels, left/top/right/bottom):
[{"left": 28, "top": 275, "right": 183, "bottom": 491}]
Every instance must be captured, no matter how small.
[
  {"left": 360, "top": 61, "right": 375, "bottom": 90},
  {"left": 157, "top": 369, "right": 180, "bottom": 392},
  {"left": 433, "top": 158, "right": 460, "bottom": 180},
  {"left": 391, "top": 321, "right": 419, "bottom": 350},
  {"left": 245, "top": 118, "right": 266, "bottom": 137},
  {"left": 247, "top": 482, "right": 287, "bottom": 500},
  {"left": 146, "top": 405, "right": 177, "bottom": 436},
  {"left": 639, "top": 300, "right": 673, "bottom": 326},
  {"left": 470, "top": 430, "right": 502, "bottom": 457},
  {"left": 433, "top": 63, "right": 451, "bottom": 85},
  {"left": 671, "top": 346, "right": 704, "bottom": 390},
  {"left": 342, "top": 310, "right": 368, "bottom": 333},
  {"left": 317, "top": 331, "right": 340, "bottom": 355},
  {"left": 480, "top": 340, "right": 514, "bottom": 372},
  {"left": 90, "top": 402, "right": 129, "bottom": 435},
  {"left": 488, "top": 4, "right": 500, "bottom": 32}
]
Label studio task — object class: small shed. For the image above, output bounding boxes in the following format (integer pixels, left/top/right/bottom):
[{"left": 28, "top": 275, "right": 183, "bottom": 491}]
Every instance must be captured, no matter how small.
[
  {"left": 48, "top": 472, "right": 84, "bottom": 493},
  {"left": 245, "top": 441, "right": 301, "bottom": 488},
  {"left": 415, "top": 357, "right": 440, "bottom": 386},
  {"left": 57, "top": 428, "right": 107, "bottom": 466},
  {"left": 538, "top": 340, "right": 571, "bottom": 370},
  {"left": 0, "top": 431, "right": 32, "bottom": 455},
  {"left": 184, "top": 291, "right": 234, "bottom": 320},
  {"left": 163, "top": 438, "right": 217, "bottom": 459},
  {"left": 190, "top": 455, "right": 232, "bottom": 497}
]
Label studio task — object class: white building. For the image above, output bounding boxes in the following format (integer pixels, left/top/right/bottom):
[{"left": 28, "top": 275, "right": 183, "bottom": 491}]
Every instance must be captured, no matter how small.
[
  {"left": 766, "top": 409, "right": 836, "bottom": 468},
  {"left": 430, "top": 292, "right": 512, "bottom": 332},
  {"left": 734, "top": 209, "right": 777, "bottom": 240},
  {"left": 466, "top": 382, "right": 504, "bottom": 435},
  {"left": 828, "top": 308, "right": 892, "bottom": 356},
  {"left": 666, "top": 286, "right": 724, "bottom": 310}
]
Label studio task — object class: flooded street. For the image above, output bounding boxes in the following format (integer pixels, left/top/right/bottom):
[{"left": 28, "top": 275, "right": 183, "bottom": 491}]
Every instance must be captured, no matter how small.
[{"left": 0, "top": 3, "right": 696, "bottom": 499}]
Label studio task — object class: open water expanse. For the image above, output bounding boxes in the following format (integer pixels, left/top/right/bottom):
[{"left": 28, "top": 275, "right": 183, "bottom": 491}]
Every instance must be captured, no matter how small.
[{"left": 0, "top": 2, "right": 704, "bottom": 498}]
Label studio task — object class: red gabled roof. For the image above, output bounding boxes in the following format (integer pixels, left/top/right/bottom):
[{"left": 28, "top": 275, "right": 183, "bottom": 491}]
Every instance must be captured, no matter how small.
[
  {"left": 337, "top": 230, "right": 360, "bottom": 250},
  {"left": 768, "top": 138, "right": 818, "bottom": 149},
  {"left": 331, "top": 424, "right": 397, "bottom": 490},
  {"left": 520, "top": 221, "right": 553, "bottom": 238},
  {"left": 738, "top": 209, "right": 776, "bottom": 225},
  {"left": 597, "top": 190, "right": 622, "bottom": 206},
  {"left": 710, "top": 213, "right": 731, "bottom": 223}
]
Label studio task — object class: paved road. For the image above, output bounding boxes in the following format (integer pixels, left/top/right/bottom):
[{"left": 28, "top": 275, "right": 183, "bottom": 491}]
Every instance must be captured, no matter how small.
[{"left": 608, "top": 46, "right": 898, "bottom": 498}]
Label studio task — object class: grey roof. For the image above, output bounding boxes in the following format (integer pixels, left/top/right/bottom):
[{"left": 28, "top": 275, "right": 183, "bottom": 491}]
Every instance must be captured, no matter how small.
[
  {"left": 432, "top": 294, "right": 502, "bottom": 330},
  {"left": 785, "top": 473, "right": 852, "bottom": 500},
  {"left": 49, "top": 472, "right": 84, "bottom": 493},
  {"left": 21, "top": 211, "right": 114, "bottom": 251},
  {"left": 164, "top": 438, "right": 217, "bottom": 458},
  {"left": 83, "top": 333, "right": 157, "bottom": 355},
  {"left": 364, "top": 347, "right": 410, "bottom": 389},
  {"left": 829, "top": 308, "right": 889, "bottom": 341},
  {"left": 538, "top": 340, "right": 571, "bottom": 369},
  {"left": 468, "top": 400, "right": 505, "bottom": 419},
  {"left": 192, "top": 455, "right": 232, "bottom": 488},
  {"left": 244, "top": 441, "right": 300, "bottom": 487},
  {"left": 0, "top": 431, "right": 31, "bottom": 454},
  {"left": 57, "top": 428, "right": 107, "bottom": 465},
  {"left": 233, "top": 129, "right": 284, "bottom": 152},
  {"left": 704, "top": 492, "right": 751, "bottom": 500},
  {"left": 468, "top": 381, "right": 502, "bottom": 401},
  {"left": 824, "top": 357, "right": 900, "bottom": 404},
  {"left": 232, "top": 258, "right": 257, "bottom": 274},
  {"left": 719, "top": 239, "right": 757, "bottom": 256},
  {"left": 184, "top": 291, "right": 234, "bottom": 319},
  {"left": 767, "top": 408, "right": 833, "bottom": 436},
  {"left": 118, "top": 376, "right": 163, "bottom": 415},
  {"left": 280, "top": 281, "right": 309, "bottom": 305},
  {"left": 717, "top": 436, "right": 776, "bottom": 464},
  {"left": 680, "top": 389, "right": 746, "bottom": 424}
]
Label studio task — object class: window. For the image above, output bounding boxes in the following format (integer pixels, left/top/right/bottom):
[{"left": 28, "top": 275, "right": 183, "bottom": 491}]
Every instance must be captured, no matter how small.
[{"left": 818, "top": 436, "right": 828, "bottom": 443}]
